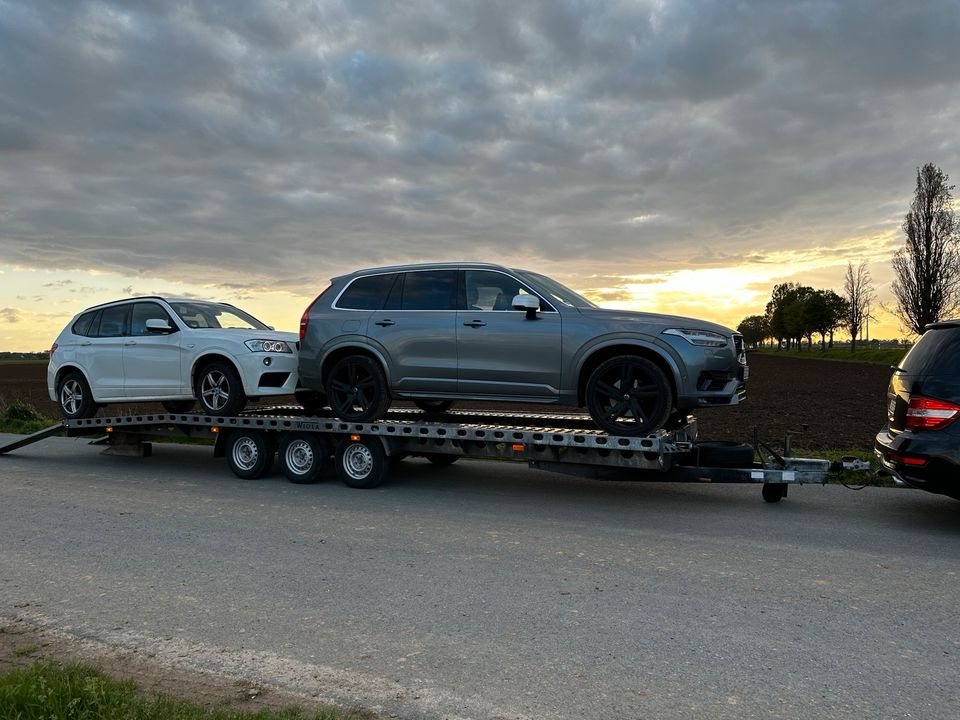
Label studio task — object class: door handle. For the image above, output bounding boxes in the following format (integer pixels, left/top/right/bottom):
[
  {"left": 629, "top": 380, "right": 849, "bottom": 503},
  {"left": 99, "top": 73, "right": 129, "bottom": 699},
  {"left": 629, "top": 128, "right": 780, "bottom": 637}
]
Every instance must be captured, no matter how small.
[
  {"left": 463, "top": 320, "right": 487, "bottom": 328},
  {"left": 80, "top": 341, "right": 92, "bottom": 346},
  {"left": 375, "top": 319, "right": 396, "bottom": 327},
  {"left": 124, "top": 341, "right": 137, "bottom": 346}
]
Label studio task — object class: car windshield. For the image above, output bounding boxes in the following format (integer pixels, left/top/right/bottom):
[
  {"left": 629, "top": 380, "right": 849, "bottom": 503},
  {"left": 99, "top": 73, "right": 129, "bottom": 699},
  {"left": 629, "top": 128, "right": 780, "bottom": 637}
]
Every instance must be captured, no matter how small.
[
  {"left": 170, "top": 302, "right": 269, "bottom": 330},
  {"left": 515, "top": 270, "right": 597, "bottom": 309}
]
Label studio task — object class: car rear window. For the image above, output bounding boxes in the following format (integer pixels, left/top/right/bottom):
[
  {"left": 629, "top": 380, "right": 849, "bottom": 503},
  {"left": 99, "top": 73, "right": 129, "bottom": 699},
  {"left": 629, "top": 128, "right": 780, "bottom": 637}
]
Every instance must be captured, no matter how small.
[
  {"left": 338, "top": 273, "right": 399, "bottom": 310},
  {"left": 899, "top": 326, "right": 960, "bottom": 376},
  {"left": 71, "top": 311, "right": 97, "bottom": 337}
]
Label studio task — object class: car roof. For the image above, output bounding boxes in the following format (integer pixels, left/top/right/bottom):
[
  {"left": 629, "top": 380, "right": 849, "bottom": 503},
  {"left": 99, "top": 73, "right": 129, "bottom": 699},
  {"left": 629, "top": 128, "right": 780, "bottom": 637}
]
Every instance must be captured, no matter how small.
[
  {"left": 332, "top": 261, "right": 510, "bottom": 282},
  {"left": 76, "top": 296, "right": 233, "bottom": 313}
]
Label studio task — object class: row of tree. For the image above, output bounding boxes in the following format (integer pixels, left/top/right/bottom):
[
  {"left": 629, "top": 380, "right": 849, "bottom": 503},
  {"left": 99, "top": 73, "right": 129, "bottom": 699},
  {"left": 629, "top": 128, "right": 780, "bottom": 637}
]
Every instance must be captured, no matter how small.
[{"left": 738, "top": 162, "right": 959, "bottom": 350}]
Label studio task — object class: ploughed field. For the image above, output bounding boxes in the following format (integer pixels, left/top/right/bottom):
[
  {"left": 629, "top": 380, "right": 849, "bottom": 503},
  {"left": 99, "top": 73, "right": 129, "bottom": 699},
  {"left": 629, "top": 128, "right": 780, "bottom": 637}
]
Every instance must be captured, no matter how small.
[{"left": 0, "top": 353, "right": 890, "bottom": 451}]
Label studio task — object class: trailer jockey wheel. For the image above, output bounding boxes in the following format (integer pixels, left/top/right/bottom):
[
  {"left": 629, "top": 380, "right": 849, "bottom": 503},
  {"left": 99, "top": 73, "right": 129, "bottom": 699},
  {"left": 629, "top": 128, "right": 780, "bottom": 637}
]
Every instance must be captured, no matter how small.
[
  {"left": 280, "top": 432, "right": 330, "bottom": 484},
  {"left": 335, "top": 436, "right": 388, "bottom": 489},
  {"left": 762, "top": 482, "right": 788, "bottom": 503},
  {"left": 226, "top": 430, "right": 274, "bottom": 479}
]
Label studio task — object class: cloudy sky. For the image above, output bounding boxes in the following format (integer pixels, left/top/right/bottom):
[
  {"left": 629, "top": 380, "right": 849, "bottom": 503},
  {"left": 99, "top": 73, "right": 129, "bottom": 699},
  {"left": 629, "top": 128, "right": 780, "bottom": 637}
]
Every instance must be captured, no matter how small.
[{"left": 2, "top": 0, "right": 959, "bottom": 350}]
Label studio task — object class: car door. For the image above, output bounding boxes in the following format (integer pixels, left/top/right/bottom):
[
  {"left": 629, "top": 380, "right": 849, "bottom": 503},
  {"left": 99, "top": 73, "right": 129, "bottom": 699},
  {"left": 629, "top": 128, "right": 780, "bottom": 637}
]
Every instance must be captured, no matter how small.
[
  {"left": 122, "top": 302, "right": 183, "bottom": 398},
  {"left": 83, "top": 304, "right": 129, "bottom": 400},
  {"left": 367, "top": 269, "right": 459, "bottom": 394},
  {"left": 457, "top": 269, "right": 563, "bottom": 399}
]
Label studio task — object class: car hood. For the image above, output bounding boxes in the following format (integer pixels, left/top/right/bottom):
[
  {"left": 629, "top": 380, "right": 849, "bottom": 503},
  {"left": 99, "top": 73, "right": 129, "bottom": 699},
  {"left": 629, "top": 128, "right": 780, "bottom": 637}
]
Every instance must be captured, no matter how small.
[
  {"left": 575, "top": 308, "right": 736, "bottom": 336},
  {"left": 191, "top": 328, "right": 299, "bottom": 343}
]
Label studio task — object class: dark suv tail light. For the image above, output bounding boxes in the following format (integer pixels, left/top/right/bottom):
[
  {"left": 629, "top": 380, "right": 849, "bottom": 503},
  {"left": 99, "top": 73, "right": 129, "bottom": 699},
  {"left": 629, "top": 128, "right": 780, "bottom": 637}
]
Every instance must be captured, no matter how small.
[
  {"left": 905, "top": 395, "right": 960, "bottom": 431},
  {"left": 299, "top": 286, "right": 331, "bottom": 341}
]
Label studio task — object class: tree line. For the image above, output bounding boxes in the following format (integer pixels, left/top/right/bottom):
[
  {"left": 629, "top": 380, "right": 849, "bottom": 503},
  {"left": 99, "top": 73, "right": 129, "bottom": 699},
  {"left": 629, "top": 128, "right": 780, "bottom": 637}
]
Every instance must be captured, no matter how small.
[{"left": 737, "top": 162, "right": 960, "bottom": 350}]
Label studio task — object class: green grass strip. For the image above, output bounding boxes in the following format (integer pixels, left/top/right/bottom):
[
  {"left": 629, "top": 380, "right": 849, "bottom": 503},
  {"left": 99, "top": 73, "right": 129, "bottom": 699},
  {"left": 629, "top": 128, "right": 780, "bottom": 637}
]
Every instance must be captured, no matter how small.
[{"left": 0, "top": 661, "right": 371, "bottom": 720}]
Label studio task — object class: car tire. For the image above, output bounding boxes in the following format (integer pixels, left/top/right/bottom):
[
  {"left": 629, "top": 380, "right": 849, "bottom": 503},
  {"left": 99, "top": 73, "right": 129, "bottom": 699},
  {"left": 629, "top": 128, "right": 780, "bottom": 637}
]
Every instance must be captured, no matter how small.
[
  {"left": 585, "top": 356, "right": 672, "bottom": 436},
  {"left": 414, "top": 399, "right": 455, "bottom": 414},
  {"left": 225, "top": 430, "right": 274, "bottom": 479},
  {"left": 196, "top": 361, "right": 247, "bottom": 416},
  {"left": 161, "top": 400, "right": 195, "bottom": 413},
  {"left": 686, "top": 440, "right": 754, "bottom": 468},
  {"left": 335, "top": 435, "right": 388, "bottom": 489},
  {"left": 325, "top": 355, "right": 391, "bottom": 422},
  {"left": 279, "top": 432, "right": 330, "bottom": 484},
  {"left": 57, "top": 371, "right": 97, "bottom": 420},
  {"left": 294, "top": 389, "right": 327, "bottom": 415}
]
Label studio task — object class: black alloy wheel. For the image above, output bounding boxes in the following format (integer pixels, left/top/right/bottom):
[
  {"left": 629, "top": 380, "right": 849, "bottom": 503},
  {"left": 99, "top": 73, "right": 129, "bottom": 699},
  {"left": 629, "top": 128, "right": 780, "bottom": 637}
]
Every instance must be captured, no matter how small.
[
  {"left": 585, "top": 355, "right": 672, "bottom": 436},
  {"left": 325, "top": 355, "right": 391, "bottom": 422}
]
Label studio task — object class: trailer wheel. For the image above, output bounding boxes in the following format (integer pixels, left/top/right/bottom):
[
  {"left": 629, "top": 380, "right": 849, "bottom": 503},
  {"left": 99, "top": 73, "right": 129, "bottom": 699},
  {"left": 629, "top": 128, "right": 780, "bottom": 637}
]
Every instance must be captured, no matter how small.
[
  {"left": 424, "top": 453, "right": 459, "bottom": 466},
  {"left": 226, "top": 430, "right": 274, "bottom": 479},
  {"left": 335, "top": 436, "right": 388, "bottom": 489},
  {"left": 280, "top": 433, "right": 330, "bottom": 484},
  {"left": 762, "top": 482, "right": 788, "bottom": 503}
]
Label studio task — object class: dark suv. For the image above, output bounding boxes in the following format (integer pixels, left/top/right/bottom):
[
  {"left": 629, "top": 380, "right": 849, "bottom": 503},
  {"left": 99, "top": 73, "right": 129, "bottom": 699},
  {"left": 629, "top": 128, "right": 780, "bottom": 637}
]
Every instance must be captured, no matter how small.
[
  {"left": 875, "top": 321, "right": 960, "bottom": 498},
  {"left": 298, "top": 262, "right": 747, "bottom": 436}
]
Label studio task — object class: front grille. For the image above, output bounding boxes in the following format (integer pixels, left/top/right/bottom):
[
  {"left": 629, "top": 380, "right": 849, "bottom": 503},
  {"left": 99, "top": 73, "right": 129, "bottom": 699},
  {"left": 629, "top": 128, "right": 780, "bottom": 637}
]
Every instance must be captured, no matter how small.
[{"left": 258, "top": 372, "right": 291, "bottom": 388}]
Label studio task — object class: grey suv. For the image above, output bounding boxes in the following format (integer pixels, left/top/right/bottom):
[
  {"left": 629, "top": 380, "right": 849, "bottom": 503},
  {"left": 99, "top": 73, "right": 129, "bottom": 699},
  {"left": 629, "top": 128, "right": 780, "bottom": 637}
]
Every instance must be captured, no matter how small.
[{"left": 298, "top": 263, "right": 747, "bottom": 435}]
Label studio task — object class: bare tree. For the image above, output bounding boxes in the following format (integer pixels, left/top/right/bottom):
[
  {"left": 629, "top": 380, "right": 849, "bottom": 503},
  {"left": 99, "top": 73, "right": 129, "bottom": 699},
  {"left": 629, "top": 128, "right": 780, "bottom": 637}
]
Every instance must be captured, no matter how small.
[
  {"left": 891, "top": 163, "right": 960, "bottom": 334},
  {"left": 844, "top": 261, "right": 874, "bottom": 351}
]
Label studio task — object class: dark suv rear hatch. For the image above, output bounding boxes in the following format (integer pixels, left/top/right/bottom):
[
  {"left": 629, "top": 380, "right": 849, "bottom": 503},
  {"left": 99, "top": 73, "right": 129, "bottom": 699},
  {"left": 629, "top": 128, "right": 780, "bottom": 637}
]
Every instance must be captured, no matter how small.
[{"left": 887, "top": 322, "right": 960, "bottom": 433}]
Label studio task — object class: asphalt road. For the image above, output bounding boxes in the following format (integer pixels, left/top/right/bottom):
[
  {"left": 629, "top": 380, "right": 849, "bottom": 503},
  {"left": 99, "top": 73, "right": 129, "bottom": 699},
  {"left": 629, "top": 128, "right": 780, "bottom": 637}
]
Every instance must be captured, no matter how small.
[{"left": 1, "top": 434, "right": 959, "bottom": 720}]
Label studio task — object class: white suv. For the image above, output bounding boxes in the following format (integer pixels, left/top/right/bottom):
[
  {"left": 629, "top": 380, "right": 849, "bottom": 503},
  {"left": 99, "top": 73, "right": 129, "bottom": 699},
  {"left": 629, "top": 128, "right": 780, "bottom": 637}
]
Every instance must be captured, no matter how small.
[{"left": 48, "top": 297, "right": 298, "bottom": 418}]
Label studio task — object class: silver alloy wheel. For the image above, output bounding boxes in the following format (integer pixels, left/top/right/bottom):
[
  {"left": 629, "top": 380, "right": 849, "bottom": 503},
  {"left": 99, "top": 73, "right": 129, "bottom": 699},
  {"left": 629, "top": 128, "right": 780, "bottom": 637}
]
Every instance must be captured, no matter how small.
[
  {"left": 342, "top": 442, "right": 374, "bottom": 480},
  {"left": 60, "top": 379, "right": 83, "bottom": 415},
  {"left": 201, "top": 369, "right": 230, "bottom": 412},
  {"left": 231, "top": 436, "right": 260, "bottom": 472},
  {"left": 284, "top": 438, "right": 315, "bottom": 476}
]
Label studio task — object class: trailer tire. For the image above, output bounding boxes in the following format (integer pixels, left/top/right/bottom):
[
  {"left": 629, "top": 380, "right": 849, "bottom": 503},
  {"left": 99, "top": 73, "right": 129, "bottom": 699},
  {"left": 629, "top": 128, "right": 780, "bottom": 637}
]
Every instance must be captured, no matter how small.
[
  {"left": 689, "top": 441, "right": 753, "bottom": 469},
  {"left": 762, "top": 482, "right": 788, "bottom": 503},
  {"left": 335, "top": 436, "right": 388, "bottom": 489},
  {"left": 226, "top": 430, "right": 274, "bottom": 479},
  {"left": 280, "top": 433, "right": 330, "bottom": 484},
  {"left": 424, "top": 453, "right": 459, "bottom": 466}
]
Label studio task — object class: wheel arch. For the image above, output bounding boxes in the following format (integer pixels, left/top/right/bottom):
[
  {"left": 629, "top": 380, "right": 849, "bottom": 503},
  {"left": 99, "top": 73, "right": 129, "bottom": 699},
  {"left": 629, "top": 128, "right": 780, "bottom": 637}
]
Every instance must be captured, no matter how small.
[
  {"left": 54, "top": 364, "right": 98, "bottom": 400},
  {"left": 576, "top": 342, "right": 680, "bottom": 407},
  {"left": 190, "top": 353, "right": 241, "bottom": 393},
  {"left": 320, "top": 344, "right": 390, "bottom": 388}
]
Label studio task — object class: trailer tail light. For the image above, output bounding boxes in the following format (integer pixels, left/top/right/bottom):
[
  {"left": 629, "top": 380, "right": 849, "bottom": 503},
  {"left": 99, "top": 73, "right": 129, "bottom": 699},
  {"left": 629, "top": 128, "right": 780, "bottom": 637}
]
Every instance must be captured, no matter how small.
[{"left": 905, "top": 396, "right": 960, "bottom": 430}]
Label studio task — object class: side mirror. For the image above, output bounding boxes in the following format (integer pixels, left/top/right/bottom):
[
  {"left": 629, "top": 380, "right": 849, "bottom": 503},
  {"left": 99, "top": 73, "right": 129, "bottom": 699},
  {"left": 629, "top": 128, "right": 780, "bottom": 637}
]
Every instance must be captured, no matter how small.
[
  {"left": 512, "top": 294, "right": 540, "bottom": 320},
  {"left": 145, "top": 318, "right": 174, "bottom": 333}
]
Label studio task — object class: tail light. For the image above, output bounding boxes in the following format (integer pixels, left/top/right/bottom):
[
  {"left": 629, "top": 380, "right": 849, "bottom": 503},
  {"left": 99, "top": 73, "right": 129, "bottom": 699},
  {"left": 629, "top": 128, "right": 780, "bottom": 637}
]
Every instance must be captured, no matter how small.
[
  {"left": 905, "top": 396, "right": 960, "bottom": 431},
  {"left": 49, "top": 342, "right": 58, "bottom": 357},
  {"left": 299, "top": 289, "right": 328, "bottom": 341}
]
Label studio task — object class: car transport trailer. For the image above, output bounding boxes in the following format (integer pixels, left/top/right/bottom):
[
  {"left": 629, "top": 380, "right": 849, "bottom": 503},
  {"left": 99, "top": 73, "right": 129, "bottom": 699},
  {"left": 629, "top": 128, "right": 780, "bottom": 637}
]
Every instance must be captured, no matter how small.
[{"left": 0, "top": 407, "right": 839, "bottom": 503}]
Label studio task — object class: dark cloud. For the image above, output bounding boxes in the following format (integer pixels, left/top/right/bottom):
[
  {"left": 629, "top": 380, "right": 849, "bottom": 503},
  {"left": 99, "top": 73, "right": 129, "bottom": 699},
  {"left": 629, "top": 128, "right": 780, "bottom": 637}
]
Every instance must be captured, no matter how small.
[
  {"left": 0, "top": 0, "right": 958, "bottom": 293},
  {"left": 0, "top": 308, "right": 24, "bottom": 323}
]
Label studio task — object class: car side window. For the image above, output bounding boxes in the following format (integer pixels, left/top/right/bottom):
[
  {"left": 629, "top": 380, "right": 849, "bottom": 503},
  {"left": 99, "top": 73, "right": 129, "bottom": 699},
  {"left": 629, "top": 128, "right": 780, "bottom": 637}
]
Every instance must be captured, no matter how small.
[
  {"left": 463, "top": 270, "right": 551, "bottom": 312},
  {"left": 338, "top": 273, "right": 398, "bottom": 310},
  {"left": 131, "top": 302, "right": 175, "bottom": 336},
  {"left": 71, "top": 311, "right": 97, "bottom": 337},
  {"left": 401, "top": 270, "right": 457, "bottom": 310},
  {"left": 95, "top": 305, "right": 129, "bottom": 338}
]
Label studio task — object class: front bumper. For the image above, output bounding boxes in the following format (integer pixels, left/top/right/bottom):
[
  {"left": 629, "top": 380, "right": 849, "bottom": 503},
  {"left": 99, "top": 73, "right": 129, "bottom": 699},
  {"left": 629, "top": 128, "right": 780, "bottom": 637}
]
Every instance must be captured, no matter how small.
[{"left": 236, "top": 352, "right": 300, "bottom": 397}]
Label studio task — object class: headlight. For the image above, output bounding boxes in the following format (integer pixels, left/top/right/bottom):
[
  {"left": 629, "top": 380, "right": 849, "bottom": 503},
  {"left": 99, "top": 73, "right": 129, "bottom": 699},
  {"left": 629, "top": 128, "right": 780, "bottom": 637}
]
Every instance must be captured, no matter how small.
[
  {"left": 245, "top": 339, "right": 293, "bottom": 353},
  {"left": 662, "top": 328, "right": 728, "bottom": 348}
]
